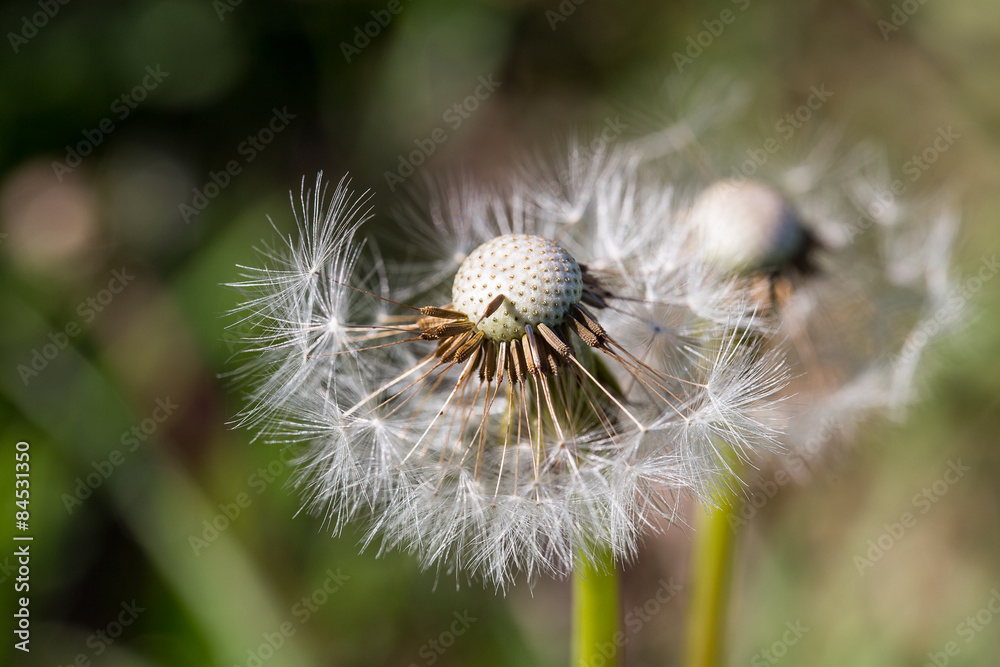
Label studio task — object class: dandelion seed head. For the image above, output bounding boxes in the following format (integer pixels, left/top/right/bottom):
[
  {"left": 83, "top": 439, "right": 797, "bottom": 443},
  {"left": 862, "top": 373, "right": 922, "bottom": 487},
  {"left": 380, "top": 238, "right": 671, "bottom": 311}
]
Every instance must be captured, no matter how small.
[
  {"left": 684, "top": 139, "right": 958, "bottom": 483},
  {"left": 690, "top": 179, "right": 808, "bottom": 273},
  {"left": 232, "top": 161, "right": 791, "bottom": 588},
  {"left": 628, "top": 75, "right": 963, "bottom": 494},
  {"left": 452, "top": 234, "right": 584, "bottom": 342}
]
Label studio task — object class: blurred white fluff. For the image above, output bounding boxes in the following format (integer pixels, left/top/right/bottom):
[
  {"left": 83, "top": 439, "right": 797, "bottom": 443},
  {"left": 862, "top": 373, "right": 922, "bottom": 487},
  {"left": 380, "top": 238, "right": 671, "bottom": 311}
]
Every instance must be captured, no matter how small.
[{"left": 675, "top": 127, "right": 961, "bottom": 479}]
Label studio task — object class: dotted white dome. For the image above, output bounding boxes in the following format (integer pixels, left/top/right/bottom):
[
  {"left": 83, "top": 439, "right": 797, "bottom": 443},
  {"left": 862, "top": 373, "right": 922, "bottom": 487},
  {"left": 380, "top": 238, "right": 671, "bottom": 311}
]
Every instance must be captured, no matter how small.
[
  {"left": 452, "top": 234, "right": 584, "bottom": 342},
  {"left": 690, "top": 180, "right": 806, "bottom": 272}
]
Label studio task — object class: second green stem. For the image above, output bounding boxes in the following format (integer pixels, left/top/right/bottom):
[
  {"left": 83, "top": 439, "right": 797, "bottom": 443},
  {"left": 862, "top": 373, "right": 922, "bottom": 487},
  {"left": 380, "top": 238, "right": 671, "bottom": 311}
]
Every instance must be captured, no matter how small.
[{"left": 683, "top": 487, "right": 740, "bottom": 667}]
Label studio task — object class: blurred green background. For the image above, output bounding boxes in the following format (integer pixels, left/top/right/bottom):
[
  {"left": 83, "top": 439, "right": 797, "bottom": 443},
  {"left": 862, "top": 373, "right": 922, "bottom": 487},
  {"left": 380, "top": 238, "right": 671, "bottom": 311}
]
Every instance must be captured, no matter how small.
[{"left": 1, "top": 1, "right": 999, "bottom": 665}]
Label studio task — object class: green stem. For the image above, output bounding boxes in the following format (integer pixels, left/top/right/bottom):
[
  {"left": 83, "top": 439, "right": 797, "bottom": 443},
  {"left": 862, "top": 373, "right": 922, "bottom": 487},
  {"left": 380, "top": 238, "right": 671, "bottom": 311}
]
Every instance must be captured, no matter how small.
[
  {"left": 683, "top": 488, "right": 740, "bottom": 667},
  {"left": 572, "top": 549, "right": 620, "bottom": 667}
]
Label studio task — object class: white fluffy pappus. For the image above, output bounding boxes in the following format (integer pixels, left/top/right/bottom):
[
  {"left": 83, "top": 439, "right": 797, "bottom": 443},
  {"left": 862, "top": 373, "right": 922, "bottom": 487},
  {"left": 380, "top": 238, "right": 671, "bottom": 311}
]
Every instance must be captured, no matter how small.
[
  {"left": 681, "top": 141, "right": 961, "bottom": 480},
  {"left": 230, "top": 152, "right": 790, "bottom": 588}
]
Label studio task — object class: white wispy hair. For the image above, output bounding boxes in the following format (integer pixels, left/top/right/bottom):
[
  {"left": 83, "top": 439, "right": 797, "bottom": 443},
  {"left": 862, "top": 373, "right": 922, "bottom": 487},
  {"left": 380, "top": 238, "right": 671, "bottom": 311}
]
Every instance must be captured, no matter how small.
[
  {"left": 779, "top": 148, "right": 960, "bottom": 466},
  {"left": 231, "top": 149, "right": 789, "bottom": 588},
  {"left": 672, "top": 128, "right": 961, "bottom": 479}
]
